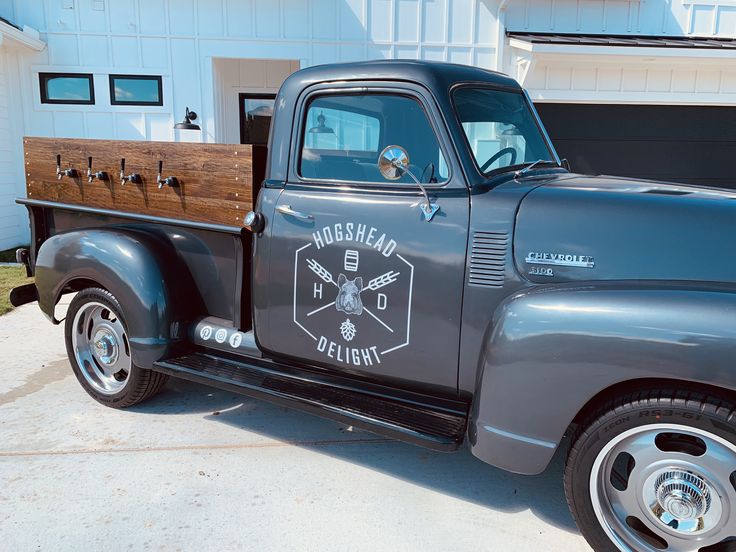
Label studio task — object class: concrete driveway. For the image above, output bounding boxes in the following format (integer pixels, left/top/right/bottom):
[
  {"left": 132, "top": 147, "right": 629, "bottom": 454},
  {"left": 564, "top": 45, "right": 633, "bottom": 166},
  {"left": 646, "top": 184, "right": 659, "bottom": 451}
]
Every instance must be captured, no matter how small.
[{"left": 0, "top": 298, "right": 591, "bottom": 551}]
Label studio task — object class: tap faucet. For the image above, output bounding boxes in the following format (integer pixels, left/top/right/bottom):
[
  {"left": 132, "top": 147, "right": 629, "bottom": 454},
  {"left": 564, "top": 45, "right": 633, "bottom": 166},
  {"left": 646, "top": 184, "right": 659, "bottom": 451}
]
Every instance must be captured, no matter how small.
[
  {"left": 156, "top": 161, "right": 179, "bottom": 189},
  {"left": 56, "top": 154, "right": 78, "bottom": 180},
  {"left": 86, "top": 157, "right": 108, "bottom": 183},
  {"left": 119, "top": 158, "right": 141, "bottom": 186}
]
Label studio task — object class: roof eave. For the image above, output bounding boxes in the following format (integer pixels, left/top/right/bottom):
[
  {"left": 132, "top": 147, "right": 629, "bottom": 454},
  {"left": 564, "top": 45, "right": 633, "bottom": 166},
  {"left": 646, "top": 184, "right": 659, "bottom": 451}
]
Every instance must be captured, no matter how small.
[
  {"left": 0, "top": 21, "right": 45, "bottom": 51},
  {"left": 509, "top": 38, "right": 736, "bottom": 61}
]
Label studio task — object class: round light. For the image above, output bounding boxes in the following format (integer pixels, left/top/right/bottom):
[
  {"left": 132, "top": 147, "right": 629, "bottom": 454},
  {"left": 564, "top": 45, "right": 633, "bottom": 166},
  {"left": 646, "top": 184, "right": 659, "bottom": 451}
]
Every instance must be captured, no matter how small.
[{"left": 245, "top": 211, "right": 264, "bottom": 233}]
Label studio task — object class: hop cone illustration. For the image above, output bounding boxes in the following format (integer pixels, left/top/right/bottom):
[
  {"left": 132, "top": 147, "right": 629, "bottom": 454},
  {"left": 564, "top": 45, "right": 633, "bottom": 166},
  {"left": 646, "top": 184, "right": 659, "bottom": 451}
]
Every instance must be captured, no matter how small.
[{"left": 340, "top": 318, "right": 357, "bottom": 342}]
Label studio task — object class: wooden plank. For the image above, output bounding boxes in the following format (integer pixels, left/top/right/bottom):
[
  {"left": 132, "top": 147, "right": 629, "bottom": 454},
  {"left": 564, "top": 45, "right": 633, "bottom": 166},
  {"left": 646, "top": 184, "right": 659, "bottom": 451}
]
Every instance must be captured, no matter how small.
[{"left": 23, "top": 137, "right": 262, "bottom": 228}]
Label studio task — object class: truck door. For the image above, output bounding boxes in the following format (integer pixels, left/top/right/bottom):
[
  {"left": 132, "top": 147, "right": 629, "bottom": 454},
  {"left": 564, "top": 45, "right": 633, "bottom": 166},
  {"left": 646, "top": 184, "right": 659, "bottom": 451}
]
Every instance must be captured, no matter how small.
[{"left": 259, "top": 85, "right": 469, "bottom": 392}]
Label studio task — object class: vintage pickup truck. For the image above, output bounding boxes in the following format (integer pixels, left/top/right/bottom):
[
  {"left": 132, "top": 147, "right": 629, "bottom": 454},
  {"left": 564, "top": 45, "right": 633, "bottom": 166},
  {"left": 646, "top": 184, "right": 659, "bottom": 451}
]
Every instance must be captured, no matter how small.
[{"left": 11, "top": 61, "right": 736, "bottom": 552}]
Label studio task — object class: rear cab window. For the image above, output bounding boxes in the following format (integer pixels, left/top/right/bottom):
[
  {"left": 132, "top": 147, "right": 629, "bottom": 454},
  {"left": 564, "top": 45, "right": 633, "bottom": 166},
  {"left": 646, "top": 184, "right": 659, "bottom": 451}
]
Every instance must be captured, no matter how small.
[{"left": 299, "top": 93, "right": 449, "bottom": 185}]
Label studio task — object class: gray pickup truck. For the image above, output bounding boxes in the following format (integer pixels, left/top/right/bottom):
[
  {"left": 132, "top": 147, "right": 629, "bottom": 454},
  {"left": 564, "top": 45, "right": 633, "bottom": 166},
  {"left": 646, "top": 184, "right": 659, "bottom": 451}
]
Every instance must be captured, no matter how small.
[{"left": 12, "top": 61, "right": 736, "bottom": 552}]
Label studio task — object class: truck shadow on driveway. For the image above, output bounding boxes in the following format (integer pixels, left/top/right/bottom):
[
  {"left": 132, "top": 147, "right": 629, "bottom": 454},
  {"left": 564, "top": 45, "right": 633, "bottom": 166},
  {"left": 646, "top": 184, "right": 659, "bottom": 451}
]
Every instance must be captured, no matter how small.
[{"left": 132, "top": 379, "right": 579, "bottom": 534}]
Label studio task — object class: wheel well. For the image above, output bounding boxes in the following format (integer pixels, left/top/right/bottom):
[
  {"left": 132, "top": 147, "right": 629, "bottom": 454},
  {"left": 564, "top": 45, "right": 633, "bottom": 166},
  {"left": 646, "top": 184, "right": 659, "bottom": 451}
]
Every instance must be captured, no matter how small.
[
  {"left": 53, "top": 277, "right": 108, "bottom": 322},
  {"left": 571, "top": 377, "right": 736, "bottom": 429},
  {"left": 62, "top": 278, "right": 106, "bottom": 294}
]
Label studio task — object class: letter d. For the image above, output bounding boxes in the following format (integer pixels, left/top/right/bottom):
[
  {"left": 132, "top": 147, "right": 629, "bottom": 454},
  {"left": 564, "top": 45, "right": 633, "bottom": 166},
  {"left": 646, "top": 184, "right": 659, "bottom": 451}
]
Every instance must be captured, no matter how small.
[{"left": 317, "top": 336, "right": 327, "bottom": 352}]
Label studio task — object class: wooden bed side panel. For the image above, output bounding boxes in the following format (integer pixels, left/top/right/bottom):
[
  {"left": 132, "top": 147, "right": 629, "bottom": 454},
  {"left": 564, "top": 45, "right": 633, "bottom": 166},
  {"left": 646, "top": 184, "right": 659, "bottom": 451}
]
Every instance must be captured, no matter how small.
[{"left": 23, "top": 137, "right": 261, "bottom": 228}]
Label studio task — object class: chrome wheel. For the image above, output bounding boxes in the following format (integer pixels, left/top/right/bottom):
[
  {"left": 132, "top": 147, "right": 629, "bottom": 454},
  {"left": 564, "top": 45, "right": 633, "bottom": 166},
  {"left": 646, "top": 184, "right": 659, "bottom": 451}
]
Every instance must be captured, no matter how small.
[
  {"left": 71, "top": 301, "right": 131, "bottom": 395},
  {"left": 590, "top": 423, "right": 736, "bottom": 551}
]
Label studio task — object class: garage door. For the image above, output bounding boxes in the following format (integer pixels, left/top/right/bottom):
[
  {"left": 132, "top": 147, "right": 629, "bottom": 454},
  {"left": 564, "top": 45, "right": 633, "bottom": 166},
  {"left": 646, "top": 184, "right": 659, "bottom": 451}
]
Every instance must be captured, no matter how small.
[{"left": 535, "top": 104, "right": 736, "bottom": 189}]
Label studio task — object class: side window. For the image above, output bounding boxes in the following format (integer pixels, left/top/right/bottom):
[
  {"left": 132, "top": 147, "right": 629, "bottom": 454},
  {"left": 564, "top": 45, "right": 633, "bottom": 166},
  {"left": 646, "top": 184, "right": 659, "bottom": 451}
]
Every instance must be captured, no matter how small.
[
  {"left": 304, "top": 107, "right": 379, "bottom": 152},
  {"left": 300, "top": 93, "right": 448, "bottom": 184}
]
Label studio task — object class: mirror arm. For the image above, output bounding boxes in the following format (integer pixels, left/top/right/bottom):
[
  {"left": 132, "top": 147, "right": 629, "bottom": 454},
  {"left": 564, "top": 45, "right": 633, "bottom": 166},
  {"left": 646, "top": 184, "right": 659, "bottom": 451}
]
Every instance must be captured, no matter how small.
[
  {"left": 394, "top": 161, "right": 440, "bottom": 222},
  {"left": 397, "top": 164, "right": 430, "bottom": 207},
  {"left": 378, "top": 145, "right": 440, "bottom": 222}
]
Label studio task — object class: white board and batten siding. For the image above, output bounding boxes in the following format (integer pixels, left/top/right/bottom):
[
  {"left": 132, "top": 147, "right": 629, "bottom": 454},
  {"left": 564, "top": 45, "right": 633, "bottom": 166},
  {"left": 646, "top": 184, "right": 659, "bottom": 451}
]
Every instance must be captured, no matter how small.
[
  {"left": 0, "top": 0, "right": 497, "bottom": 248},
  {"left": 505, "top": 0, "right": 736, "bottom": 104},
  {"left": 0, "top": 46, "right": 26, "bottom": 250},
  {"left": 0, "top": 0, "right": 498, "bottom": 145},
  {"left": 0, "top": 0, "right": 735, "bottom": 248}
]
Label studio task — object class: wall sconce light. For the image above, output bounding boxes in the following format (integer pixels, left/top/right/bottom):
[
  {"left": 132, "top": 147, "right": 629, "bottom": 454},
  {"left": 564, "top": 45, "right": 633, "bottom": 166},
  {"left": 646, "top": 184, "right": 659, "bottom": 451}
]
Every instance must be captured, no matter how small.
[
  {"left": 174, "top": 107, "right": 200, "bottom": 130},
  {"left": 308, "top": 111, "right": 334, "bottom": 134}
]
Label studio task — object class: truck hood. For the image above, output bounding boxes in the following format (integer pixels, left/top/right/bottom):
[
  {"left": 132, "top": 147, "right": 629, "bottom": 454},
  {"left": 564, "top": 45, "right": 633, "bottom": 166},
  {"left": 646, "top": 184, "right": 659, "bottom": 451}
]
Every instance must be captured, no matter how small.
[{"left": 514, "top": 174, "right": 736, "bottom": 284}]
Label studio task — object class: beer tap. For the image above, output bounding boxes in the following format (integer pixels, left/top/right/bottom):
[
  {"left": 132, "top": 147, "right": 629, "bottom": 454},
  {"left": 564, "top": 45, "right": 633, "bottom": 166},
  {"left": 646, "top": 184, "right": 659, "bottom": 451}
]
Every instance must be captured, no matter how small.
[
  {"left": 56, "top": 154, "right": 78, "bottom": 180},
  {"left": 86, "top": 156, "right": 108, "bottom": 183},
  {"left": 119, "top": 158, "right": 141, "bottom": 186},
  {"left": 156, "top": 160, "right": 179, "bottom": 189}
]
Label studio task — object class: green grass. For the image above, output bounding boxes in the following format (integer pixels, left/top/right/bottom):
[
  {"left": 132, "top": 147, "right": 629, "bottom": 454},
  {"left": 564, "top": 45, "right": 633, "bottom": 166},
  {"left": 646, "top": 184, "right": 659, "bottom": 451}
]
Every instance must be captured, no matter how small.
[
  {"left": 0, "top": 247, "right": 22, "bottom": 263},
  {"left": 0, "top": 266, "right": 32, "bottom": 315}
]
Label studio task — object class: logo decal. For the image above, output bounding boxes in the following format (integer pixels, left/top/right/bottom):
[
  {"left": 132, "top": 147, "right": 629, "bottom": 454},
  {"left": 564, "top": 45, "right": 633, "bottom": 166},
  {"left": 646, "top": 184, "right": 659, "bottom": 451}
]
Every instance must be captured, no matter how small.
[
  {"left": 229, "top": 332, "right": 242, "bottom": 348},
  {"left": 293, "top": 223, "right": 414, "bottom": 367},
  {"left": 340, "top": 319, "right": 356, "bottom": 341},
  {"left": 335, "top": 274, "right": 364, "bottom": 315},
  {"left": 214, "top": 328, "right": 228, "bottom": 344}
]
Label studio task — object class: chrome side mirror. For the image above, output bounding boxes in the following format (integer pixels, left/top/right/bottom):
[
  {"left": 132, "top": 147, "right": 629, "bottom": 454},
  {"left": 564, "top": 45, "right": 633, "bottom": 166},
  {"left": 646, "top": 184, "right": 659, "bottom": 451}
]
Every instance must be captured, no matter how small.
[{"left": 378, "top": 145, "right": 439, "bottom": 222}]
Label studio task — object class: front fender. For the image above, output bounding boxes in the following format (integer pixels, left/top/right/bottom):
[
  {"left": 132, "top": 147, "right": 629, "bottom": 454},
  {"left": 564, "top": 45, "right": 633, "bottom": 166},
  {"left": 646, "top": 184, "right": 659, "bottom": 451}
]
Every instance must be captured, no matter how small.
[
  {"left": 35, "top": 227, "right": 199, "bottom": 368},
  {"left": 469, "top": 282, "right": 736, "bottom": 475}
]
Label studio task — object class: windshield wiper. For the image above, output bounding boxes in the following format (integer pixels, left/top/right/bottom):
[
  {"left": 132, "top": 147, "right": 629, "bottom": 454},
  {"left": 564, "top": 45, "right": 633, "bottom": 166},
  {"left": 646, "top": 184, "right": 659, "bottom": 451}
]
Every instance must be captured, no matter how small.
[{"left": 514, "top": 159, "right": 559, "bottom": 179}]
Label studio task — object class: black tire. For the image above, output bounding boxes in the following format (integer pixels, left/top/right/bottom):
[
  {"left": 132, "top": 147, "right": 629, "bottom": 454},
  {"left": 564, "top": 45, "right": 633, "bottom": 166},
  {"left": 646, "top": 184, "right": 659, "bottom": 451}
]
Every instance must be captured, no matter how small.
[
  {"left": 64, "top": 287, "right": 168, "bottom": 408},
  {"left": 565, "top": 388, "right": 736, "bottom": 552}
]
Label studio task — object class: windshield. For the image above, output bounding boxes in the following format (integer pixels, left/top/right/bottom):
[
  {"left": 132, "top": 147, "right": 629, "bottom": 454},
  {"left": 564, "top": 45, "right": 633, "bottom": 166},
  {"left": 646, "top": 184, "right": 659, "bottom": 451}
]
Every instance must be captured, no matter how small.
[{"left": 454, "top": 87, "right": 556, "bottom": 175}]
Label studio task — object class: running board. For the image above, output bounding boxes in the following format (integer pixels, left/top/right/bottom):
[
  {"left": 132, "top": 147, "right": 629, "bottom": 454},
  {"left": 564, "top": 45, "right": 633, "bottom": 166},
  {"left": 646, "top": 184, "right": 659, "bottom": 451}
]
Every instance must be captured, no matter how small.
[{"left": 153, "top": 351, "right": 467, "bottom": 451}]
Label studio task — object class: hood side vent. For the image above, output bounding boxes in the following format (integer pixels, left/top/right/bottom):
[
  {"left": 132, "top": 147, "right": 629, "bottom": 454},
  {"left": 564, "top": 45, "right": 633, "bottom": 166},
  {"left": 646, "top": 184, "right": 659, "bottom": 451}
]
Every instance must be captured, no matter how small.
[{"left": 469, "top": 231, "right": 508, "bottom": 287}]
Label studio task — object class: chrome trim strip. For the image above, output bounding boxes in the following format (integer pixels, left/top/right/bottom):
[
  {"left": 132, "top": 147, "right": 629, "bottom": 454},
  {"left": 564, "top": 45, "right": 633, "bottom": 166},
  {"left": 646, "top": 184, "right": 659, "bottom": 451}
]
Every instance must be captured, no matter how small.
[{"left": 483, "top": 424, "right": 557, "bottom": 449}]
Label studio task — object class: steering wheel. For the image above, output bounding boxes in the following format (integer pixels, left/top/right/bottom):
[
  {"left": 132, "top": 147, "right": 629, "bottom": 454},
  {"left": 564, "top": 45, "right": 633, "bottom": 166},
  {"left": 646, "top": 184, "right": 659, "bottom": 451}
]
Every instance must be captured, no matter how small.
[
  {"left": 421, "top": 162, "right": 437, "bottom": 183},
  {"left": 480, "top": 147, "right": 517, "bottom": 173}
]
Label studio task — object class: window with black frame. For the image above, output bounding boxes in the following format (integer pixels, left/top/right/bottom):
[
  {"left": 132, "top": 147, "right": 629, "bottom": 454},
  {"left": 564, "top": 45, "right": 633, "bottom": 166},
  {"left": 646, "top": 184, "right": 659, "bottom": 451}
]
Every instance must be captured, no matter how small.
[
  {"left": 239, "top": 94, "right": 276, "bottom": 145},
  {"left": 39, "top": 73, "right": 95, "bottom": 104},
  {"left": 109, "top": 75, "right": 162, "bottom": 106}
]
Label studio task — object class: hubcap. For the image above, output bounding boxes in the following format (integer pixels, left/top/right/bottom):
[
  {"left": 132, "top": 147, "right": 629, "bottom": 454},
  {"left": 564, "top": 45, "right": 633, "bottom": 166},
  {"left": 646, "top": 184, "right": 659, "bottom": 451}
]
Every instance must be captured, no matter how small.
[
  {"left": 646, "top": 469, "right": 720, "bottom": 534},
  {"left": 590, "top": 424, "right": 736, "bottom": 552},
  {"left": 93, "top": 328, "right": 118, "bottom": 366},
  {"left": 71, "top": 301, "right": 131, "bottom": 395}
]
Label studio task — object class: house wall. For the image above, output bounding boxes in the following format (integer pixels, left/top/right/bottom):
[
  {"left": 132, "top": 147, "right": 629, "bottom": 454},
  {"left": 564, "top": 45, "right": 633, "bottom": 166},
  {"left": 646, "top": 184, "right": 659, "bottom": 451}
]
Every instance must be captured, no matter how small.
[
  {"left": 0, "top": 0, "right": 498, "bottom": 145},
  {"left": 0, "top": 0, "right": 734, "bottom": 248},
  {"left": 214, "top": 58, "right": 300, "bottom": 144},
  {"left": 504, "top": 0, "right": 736, "bottom": 105},
  {"left": 0, "top": 45, "right": 29, "bottom": 250},
  {"left": 505, "top": 0, "right": 736, "bottom": 36},
  {"left": 0, "top": 0, "right": 497, "bottom": 247},
  {"left": 520, "top": 53, "right": 736, "bottom": 105}
]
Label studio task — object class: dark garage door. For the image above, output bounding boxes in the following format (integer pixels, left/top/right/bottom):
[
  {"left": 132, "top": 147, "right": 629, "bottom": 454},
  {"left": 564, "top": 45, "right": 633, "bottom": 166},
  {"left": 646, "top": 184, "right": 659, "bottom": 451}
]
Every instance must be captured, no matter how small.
[{"left": 535, "top": 104, "right": 736, "bottom": 189}]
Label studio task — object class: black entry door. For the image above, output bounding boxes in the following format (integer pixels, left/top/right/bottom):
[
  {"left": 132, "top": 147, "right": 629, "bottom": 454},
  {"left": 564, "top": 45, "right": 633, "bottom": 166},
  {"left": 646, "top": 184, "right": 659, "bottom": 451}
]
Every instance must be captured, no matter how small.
[
  {"left": 239, "top": 93, "right": 276, "bottom": 145},
  {"left": 536, "top": 104, "right": 736, "bottom": 189}
]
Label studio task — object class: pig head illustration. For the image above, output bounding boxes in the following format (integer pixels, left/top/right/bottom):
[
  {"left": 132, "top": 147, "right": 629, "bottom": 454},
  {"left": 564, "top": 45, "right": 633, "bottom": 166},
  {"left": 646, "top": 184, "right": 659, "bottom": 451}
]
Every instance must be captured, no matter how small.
[{"left": 335, "top": 274, "right": 364, "bottom": 316}]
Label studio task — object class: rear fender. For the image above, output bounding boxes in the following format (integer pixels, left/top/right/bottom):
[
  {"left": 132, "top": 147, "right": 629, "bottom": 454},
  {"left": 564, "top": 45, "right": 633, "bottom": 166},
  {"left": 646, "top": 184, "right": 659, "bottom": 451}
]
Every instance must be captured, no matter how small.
[
  {"left": 35, "top": 228, "right": 200, "bottom": 368},
  {"left": 469, "top": 282, "right": 736, "bottom": 475}
]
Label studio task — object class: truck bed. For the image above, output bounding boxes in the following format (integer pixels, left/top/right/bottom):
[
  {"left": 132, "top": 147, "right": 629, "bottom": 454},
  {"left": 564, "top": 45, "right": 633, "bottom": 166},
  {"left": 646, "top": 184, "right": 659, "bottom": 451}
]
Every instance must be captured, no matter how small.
[
  {"left": 22, "top": 136, "right": 266, "bottom": 229},
  {"left": 19, "top": 137, "right": 265, "bottom": 332}
]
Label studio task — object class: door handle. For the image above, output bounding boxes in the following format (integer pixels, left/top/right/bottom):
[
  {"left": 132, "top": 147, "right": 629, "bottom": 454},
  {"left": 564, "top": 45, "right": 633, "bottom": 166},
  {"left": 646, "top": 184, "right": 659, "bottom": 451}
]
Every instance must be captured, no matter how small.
[{"left": 276, "top": 204, "right": 314, "bottom": 221}]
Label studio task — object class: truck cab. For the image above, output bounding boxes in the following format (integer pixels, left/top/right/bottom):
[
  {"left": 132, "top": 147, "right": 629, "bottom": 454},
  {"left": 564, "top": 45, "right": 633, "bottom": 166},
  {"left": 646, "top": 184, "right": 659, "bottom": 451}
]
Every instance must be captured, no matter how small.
[
  {"left": 254, "top": 62, "right": 561, "bottom": 393},
  {"left": 14, "top": 61, "right": 736, "bottom": 552}
]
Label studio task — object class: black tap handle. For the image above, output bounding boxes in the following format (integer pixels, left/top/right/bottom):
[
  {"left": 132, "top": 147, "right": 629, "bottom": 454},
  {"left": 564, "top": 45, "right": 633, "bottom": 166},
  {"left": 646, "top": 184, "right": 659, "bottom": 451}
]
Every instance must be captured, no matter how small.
[
  {"left": 88, "top": 156, "right": 92, "bottom": 169},
  {"left": 56, "top": 154, "right": 61, "bottom": 168},
  {"left": 120, "top": 158, "right": 125, "bottom": 172},
  {"left": 158, "top": 160, "right": 163, "bottom": 175}
]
